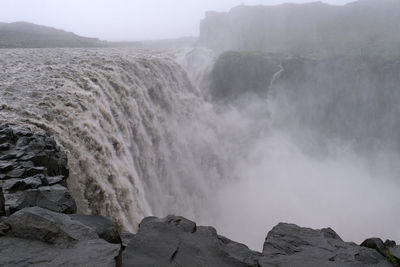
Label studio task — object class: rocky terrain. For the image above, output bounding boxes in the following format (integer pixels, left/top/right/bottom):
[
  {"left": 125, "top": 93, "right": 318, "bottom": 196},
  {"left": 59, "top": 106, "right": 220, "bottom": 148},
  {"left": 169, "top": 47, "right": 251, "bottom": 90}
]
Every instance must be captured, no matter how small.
[
  {"left": 0, "top": 123, "right": 399, "bottom": 266},
  {"left": 198, "top": 0, "right": 400, "bottom": 56},
  {"left": 0, "top": 22, "right": 106, "bottom": 48}
]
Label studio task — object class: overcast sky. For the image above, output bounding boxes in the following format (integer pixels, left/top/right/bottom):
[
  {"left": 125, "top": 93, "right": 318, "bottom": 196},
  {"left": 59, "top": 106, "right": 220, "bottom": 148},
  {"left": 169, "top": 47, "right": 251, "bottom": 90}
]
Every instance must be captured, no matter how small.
[{"left": 1, "top": 0, "right": 356, "bottom": 41}]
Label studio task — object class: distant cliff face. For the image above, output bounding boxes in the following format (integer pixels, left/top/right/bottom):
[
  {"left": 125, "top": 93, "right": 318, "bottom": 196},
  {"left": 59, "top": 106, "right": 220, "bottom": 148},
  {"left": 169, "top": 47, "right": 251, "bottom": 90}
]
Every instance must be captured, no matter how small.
[
  {"left": 0, "top": 22, "right": 106, "bottom": 48},
  {"left": 210, "top": 51, "right": 400, "bottom": 151},
  {"left": 199, "top": 0, "right": 400, "bottom": 55}
]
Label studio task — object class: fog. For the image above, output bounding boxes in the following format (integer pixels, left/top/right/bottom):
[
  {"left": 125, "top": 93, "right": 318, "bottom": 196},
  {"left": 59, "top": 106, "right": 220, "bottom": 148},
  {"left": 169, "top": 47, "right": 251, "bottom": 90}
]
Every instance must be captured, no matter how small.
[
  {"left": 1, "top": 0, "right": 399, "bottom": 257},
  {"left": 202, "top": 95, "right": 400, "bottom": 250},
  {"left": 1, "top": 0, "right": 355, "bottom": 41}
]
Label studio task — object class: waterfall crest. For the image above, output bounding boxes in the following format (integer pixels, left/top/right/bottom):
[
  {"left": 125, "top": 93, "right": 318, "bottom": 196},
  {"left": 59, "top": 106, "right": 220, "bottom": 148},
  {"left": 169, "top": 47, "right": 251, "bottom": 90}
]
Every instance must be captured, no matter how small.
[{"left": 0, "top": 48, "right": 221, "bottom": 231}]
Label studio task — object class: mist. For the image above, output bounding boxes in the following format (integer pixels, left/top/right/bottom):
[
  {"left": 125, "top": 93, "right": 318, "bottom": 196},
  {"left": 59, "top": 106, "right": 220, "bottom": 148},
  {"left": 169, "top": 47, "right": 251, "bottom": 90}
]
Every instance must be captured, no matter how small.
[
  {"left": 1, "top": 0, "right": 356, "bottom": 41},
  {"left": 1, "top": 0, "right": 400, "bottom": 265},
  {"left": 200, "top": 95, "right": 400, "bottom": 250}
]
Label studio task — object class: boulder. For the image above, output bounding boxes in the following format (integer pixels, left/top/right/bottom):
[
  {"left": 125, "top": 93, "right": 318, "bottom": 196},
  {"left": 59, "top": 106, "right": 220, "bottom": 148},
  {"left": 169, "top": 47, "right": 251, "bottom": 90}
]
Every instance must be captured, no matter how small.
[
  {"left": 259, "top": 223, "right": 392, "bottom": 267},
  {"left": 361, "top": 238, "right": 400, "bottom": 266},
  {"left": 69, "top": 214, "right": 121, "bottom": 244},
  {"left": 2, "top": 175, "right": 44, "bottom": 192},
  {"left": 0, "top": 187, "right": 5, "bottom": 216},
  {"left": 5, "top": 184, "right": 77, "bottom": 215},
  {"left": 122, "top": 215, "right": 261, "bottom": 267},
  {"left": 0, "top": 207, "right": 120, "bottom": 267},
  {"left": 384, "top": 240, "right": 397, "bottom": 248},
  {"left": 0, "top": 206, "right": 97, "bottom": 246},
  {"left": 361, "top": 238, "right": 388, "bottom": 257}
]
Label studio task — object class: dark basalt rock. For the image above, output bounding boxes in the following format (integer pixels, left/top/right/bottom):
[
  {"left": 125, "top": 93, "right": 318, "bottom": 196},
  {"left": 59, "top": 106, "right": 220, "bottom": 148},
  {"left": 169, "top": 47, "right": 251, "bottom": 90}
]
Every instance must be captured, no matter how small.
[
  {"left": 0, "top": 123, "right": 74, "bottom": 216},
  {"left": 361, "top": 238, "right": 400, "bottom": 266},
  {"left": 69, "top": 214, "right": 121, "bottom": 244},
  {"left": 361, "top": 238, "right": 389, "bottom": 257},
  {"left": 259, "top": 223, "right": 392, "bottom": 267},
  {"left": 0, "top": 187, "right": 5, "bottom": 216},
  {"left": 5, "top": 184, "right": 77, "bottom": 215},
  {"left": 122, "top": 217, "right": 398, "bottom": 267},
  {"left": 0, "top": 207, "right": 97, "bottom": 246},
  {"left": 0, "top": 207, "right": 120, "bottom": 267},
  {"left": 120, "top": 232, "right": 135, "bottom": 247},
  {"left": 0, "top": 125, "right": 123, "bottom": 266},
  {"left": 122, "top": 215, "right": 262, "bottom": 267},
  {"left": 385, "top": 240, "right": 397, "bottom": 248}
]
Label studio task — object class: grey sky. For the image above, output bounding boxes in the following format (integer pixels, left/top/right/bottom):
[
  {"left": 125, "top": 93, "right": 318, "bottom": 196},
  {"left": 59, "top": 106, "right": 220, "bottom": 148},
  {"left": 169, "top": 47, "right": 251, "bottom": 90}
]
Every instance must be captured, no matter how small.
[{"left": 1, "top": 0, "right": 356, "bottom": 41}]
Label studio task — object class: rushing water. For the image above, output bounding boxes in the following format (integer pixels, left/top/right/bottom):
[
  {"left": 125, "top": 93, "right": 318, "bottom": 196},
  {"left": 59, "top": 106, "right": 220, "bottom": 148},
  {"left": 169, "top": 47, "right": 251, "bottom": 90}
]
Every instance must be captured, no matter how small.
[
  {"left": 0, "top": 48, "right": 215, "bottom": 231},
  {"left": 1, "top": 47, "right": 400, "bottom": 250}
]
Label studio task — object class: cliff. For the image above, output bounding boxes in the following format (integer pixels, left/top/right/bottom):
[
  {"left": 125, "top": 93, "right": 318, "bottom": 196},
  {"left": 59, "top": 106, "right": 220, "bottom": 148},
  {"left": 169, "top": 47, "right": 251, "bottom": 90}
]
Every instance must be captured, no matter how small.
[
  {"left": 209, "top": 51, "right": 400, "bottom": 153},
  {"left": 198, "top": 0, "right": 400, "bottom": 56}
]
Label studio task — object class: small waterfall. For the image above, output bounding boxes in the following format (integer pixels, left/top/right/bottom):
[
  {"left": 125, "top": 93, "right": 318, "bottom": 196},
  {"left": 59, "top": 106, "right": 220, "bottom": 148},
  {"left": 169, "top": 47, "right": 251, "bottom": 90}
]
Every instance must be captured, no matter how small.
[{"left": 268, "top": 64, "right": 284, "bottom": 97}]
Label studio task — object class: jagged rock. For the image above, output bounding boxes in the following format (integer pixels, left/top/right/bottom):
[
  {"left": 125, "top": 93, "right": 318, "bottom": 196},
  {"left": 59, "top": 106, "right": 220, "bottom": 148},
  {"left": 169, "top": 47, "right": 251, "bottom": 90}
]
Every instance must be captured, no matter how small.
[
  {"left": 2, "top": 175, "right": 44, "bottom": 192},
  {"left": 69, "top": 214, "right": 121, "bottom": 244},
  {"left": 0, "top": 124, "right": 73, "bottom": 216},
  {"left": 120, "top": 232, "right": 135, "bottom": 247},
  {"left": 122, "top": 215, "right": 261, "bottom": 267},
  {"left": 361, "top": 238, "right": 388, "bottom": 257},
  {"left": 0, "top": 187, "right": 5, "bottom": 216},
  {"left": 5, "top": 184, "right": 76, "bottom": 215},
  {"left": 361, "top": 238, "right": 400, "bottom": 266},
  {"left": 45, "top": 175, "right": 66, "bottom": 186},
  {"left": 0, "top": 123, "right": 68, "bottom": 180},
  {"left": 384, "top": 240, "right": 397, "bottom": 248},
  {"left": 0, "top": 207, "right": 120, "bottom": 267},
  {"left": 259, "top": 223, "right": 392, "bottom": 267},
  {"left": 1, "top": 206, "right": 97, "bottom": 245}
]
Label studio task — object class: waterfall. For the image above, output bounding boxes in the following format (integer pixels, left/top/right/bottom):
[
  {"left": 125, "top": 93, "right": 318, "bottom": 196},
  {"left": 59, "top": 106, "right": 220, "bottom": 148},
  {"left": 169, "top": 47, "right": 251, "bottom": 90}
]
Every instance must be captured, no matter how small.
[
  {"left": 0, "top": 47, "right": 225, "bottom": 231},
  {"left": 2, "top": 47, "right": 400, "bottom": 250}
]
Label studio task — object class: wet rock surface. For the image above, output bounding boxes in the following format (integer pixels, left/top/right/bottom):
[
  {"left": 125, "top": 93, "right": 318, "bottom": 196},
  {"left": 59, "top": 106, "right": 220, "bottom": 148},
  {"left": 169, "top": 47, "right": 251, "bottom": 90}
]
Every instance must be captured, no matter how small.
[
  {"left": 0, "top": 124, "right": 122, "bottom": 266},
  {"left": 122, "top": 217, "right": 397, "bottom": 267},
  {"left": 122, "top": 215, "right": 261, "bottom": 267},
  {"left": 361, "top": 238, "right": 400, "bottom": 266},
  {"left": 0, "top": 123, "right": 74, "bottom": 215},
  {"left": 0, "top": 207, "right": 121, "bottom": 267},
  {"left": 69, "top": 214, "right": 121, "bottom": 244},
  {"left": 259, "top": 223, "right": 392, "bottom": 267}
]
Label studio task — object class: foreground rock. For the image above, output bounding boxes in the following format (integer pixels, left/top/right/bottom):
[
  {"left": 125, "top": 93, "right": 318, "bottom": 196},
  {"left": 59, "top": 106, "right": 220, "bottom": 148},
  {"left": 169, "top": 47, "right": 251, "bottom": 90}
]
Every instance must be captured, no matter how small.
[
  {"left": 361, "top": 238, "right": 400, "bottom": 266},
  {"left": 0, "top": 123, "right": 76, "bottom": 215},
  {"left": 0, "top": 211, "right": 397, "bottom": 267},
  {"left": 0, "top": 207, "right": 121, "bottom": 267},
  {"left": 122, "top": 215, "right": 261, "bottom": 267},
  {"left": 260, "top": 223, "right": 392, "bottom": 267},
  {"left": 122, "top": 216, "right": 396, "bottom": 267}
]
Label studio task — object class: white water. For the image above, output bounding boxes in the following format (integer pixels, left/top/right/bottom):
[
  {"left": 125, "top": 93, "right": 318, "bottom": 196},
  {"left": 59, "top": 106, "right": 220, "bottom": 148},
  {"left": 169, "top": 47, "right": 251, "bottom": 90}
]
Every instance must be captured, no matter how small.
[{"left": 1, "top": 47, "right": 400, "bottom": 251}]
